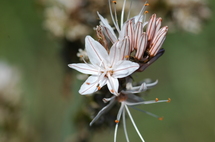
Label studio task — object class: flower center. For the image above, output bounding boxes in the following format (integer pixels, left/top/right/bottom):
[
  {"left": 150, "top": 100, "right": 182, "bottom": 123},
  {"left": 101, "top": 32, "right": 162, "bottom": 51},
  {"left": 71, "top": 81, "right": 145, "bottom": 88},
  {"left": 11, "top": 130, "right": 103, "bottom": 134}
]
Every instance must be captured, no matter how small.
[{"left": 116, "top": 93, "right": 128, "bottom": 102}]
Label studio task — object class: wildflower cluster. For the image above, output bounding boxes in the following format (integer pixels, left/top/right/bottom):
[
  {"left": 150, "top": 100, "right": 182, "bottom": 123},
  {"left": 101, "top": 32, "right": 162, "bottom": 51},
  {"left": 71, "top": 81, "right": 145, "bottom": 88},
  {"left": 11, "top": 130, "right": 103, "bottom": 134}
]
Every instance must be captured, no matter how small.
[{"left": 69, "top": 0, "right": 170, "bottom": 141}]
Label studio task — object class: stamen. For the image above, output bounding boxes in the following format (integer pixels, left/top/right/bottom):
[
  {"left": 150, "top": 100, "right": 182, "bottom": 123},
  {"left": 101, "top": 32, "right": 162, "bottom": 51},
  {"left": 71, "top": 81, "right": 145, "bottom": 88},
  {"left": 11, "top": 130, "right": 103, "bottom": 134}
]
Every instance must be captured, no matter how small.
[
  {"left": 86, "top": 82, "right": 90, "bottom": 85},
  {"left": 108, "top": 0, "right": 120, "bottom": 32},
  {"left": 111, "top": 89, "right": 115, "bottom": 93},
  {"left": 126, "top": 0, "right": 132, "bottom": 20},
  {"left": 112, "top": 1, "right": 117, "bottom": 4},
  {"left": 114, "top": 123, "right": 119, "bottom": 142},
  {"left": 115, "top": 120, "right": 120, "bottom": 123},
  {"left": 155, "top": 98, "right": 159, "bottom": 102},
  {"left": 136, "top": 1, "right": 148, "bottom": 24},
  {"left": 97, "top": 85, "right": 101, "bottom": 90},
  {"left": 114, "top": 104, "right": 124, "bottom": 142},
  {"left": 125, "top": 105, "right": 145, "bottom": 142},
  {"left": 113, "top": 1, "right": 119, "bottom": 30},
  {"left": 121, "top": 0, "right": 126, "bottom": 29},
  {"left": 130, "top": 106, "right": 161, "bottom": 119},
  {"left": 122, "top": 109, "right": 130, "bottom": 142},
  {"left": 125, "top": 55, "right": 129, "bottom": 59},
  {"left": 144, "top": 3, "right": 149, "bottom": 6},
  {"left": 144, "top": 11, "right": 149, "bottom": 14},
  {"left": 158, "top": 117, "right": 164, "bottom": 120},
  {"left": 167, "top": 98, "right": 171, "bottom": 103}
]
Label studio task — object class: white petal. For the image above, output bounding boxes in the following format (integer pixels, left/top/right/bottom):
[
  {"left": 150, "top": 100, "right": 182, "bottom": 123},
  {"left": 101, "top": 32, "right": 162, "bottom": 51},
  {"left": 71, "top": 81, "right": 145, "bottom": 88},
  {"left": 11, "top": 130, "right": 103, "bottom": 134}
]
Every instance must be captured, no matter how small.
[
  {"left": 113, "top": 60, "right": 139, "bottom": 78},
  {"left": 101, "top": 26, "right": 117, "bottom": 44},
  {"left": 107, "top": 76, "right": 119, "bottom": 95},
  {"left": 109, "top": 37, "right": 130, "bottom": 65},
  {"left": 119, "top": 21, "right": 128, "bottom": 40},
  {"left": 146, "top": 14, "right": 157, "bottom": 41},
  {"left": 135, "top": 32, "right": 147, "bottom": 59},
  {"left": 109, "top": 41, "right": 122, "bottom": 67},
  {"left": 79, "top": 75, "right": 106, "bottom": 95},
  {"left": 120, "top": 36, "right": 130, "bottom": 60},
  {"left": 90, "top": 96, "right": 116, "bottom": 126},
  {"left": 134, "top": 22, "right": 143, "bottom": 49},
  {"left": 126, "top": 20, "right": 135, "bottom": 50},
  {"left": 68, "top": 63, "right": 98, "bottom": 75},
  {"left": 97, "top": 12, "right": 117, "bottom": 43},
  {"left": 85, "top": 36, "right": 109, "bottom": 66}
]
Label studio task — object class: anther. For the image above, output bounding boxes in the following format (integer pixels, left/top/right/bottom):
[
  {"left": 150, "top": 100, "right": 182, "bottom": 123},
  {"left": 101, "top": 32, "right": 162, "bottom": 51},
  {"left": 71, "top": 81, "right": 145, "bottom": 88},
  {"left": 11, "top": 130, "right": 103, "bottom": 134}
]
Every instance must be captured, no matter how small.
[
  {"left": 167, "top": 98, "right": 171, "bottom": 103},
  {"left": 144, "top": 11, "right": 149, "bottom": 14},
  {"left": 155, "top": 98, "right": 159, "bottom": 102},
  {"left": 115, "top": 120, "right": 120, "bottom": 123},
  {"left": 158, "top": 117, "right": 164, "bottom": 120},
  {"left": 86, "top": 82, "right": 90, "bottom": 85},
  {"left": 97, "top": 86, "right": 101, "bottom": 90},
  {"left": 112, "top": 1, "right": 117, "bottom": 4},
  {"left": 125, "top": 55, "right": 129, "bottom": 59},
  {"left": 111, "top": 89, "right": 114, "bottom": 93},
  {"left": 79, "top": 55, "right": 83, "bottom": 57},
  {"left": 144, "top": 3, "right": 149, "bottom": 6}
]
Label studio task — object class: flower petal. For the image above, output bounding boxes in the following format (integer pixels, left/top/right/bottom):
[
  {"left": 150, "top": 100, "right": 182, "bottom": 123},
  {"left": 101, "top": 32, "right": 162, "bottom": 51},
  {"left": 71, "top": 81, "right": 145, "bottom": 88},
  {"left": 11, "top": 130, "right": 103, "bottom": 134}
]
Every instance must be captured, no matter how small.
[
  {"left": 68, "top": 63, "right": 98, "bottom": 75},
  {"left": 134, "top": 22, "right": 143, "bottom": 49},
  {"left": 85, "top": 36, "right": 109, "bottom": 66},
  {"left": 90, "top": 96, "right": 116, "bottom": 126},
  {"left": 149, "top": 26, "right": 168, "bottom": 56},
  {"left": 120, "top": 36, "right": 130, "bottom": 60},
  {"left": 109, "top": 41, "right": 122, "bottom": 67},
  {"left": 79, "top": 75, "right": 107, "bottom": 95},
  {"left": 113, "top": 60, "right": 139, "bottom": 78},
  {"left": 107, "top": 75, "right": 119, "bottom": 95},
  {"left": 135, "top": 32, "right": 147, "bottom": 60},
  {"left": 97, "top": 12, "right": 117, "bottom": 43},
  {"left": 146, "top": 14, "right": 157, "bottom": 41}
]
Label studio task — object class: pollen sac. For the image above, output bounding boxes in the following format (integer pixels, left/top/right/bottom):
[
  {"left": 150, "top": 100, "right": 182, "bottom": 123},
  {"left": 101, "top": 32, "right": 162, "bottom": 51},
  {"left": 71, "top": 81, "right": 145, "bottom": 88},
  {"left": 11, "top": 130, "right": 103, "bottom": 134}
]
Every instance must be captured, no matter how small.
[
  {"left": 97, "top": 86, "right": 101, "bottom": 90},
  {"left": 158, "top": 117, "right": 164, "bottom": 121},
  {"left": 144, "top": 11, "right": 149, "bottom": 14},
  {"left": 115, "top": 120, "right": 120, "bottom": 123},
  {"left": 144, "top": 3, "right": 149, "bottom": 6},
  {"left": 167, "top": 98, "right": 171, "bottom": 103},
  {"left": 155, "top": 98, "right": 159, "bottom": 102},
  {"left": 112, "top": 1, "right": 117, "bottom": 4}
]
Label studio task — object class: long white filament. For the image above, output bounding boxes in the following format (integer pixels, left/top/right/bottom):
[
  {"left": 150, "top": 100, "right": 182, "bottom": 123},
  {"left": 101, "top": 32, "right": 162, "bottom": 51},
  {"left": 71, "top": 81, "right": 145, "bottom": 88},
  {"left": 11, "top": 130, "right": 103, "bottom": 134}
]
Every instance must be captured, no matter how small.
[
  {"left": 127, "top": 0, "right": 133, "bottom": 21},
  {"left": 121, "top": 0, "right": 126, "bottom": 29},
  {"left": 125, "top": 100, "right": 168, "bottom": 106},
  {"left": 114, "top": 123, "right": 119, "bottom": 142},
  {"left": 108, "top": 0, "right": 120, "bottom": 33},
  {"left": 125, "top": 105, "right": 145, "bottom": 142},
  {"left": 136, "top": 1, "right": 148, "bottom": 26},
  {"left": 114, "top": 104, "right": 124, "bottom": 142},
  {"left": 129, "top": 106, "right": 161, "bottom": 118},
  {"left": 123, "top": 108, "right": 130, "bottom": 142}
]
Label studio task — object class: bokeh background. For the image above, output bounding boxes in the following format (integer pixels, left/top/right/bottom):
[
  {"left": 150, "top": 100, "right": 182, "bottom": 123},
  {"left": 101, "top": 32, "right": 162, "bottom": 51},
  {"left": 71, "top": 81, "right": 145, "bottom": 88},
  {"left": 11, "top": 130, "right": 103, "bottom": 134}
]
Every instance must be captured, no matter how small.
[{"left": 0, "top": 0, "right": 215, "bottom": 142}]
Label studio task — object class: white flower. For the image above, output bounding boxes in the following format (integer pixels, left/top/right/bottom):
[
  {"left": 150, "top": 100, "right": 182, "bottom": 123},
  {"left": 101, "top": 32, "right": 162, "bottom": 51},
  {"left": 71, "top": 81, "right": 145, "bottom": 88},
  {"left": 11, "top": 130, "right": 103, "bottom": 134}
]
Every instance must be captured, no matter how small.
[
  {"left": 68, "top": 36, "right": 139, "bottom": 95},
  {"left": 89, "top": 80, "right": 170, "bottom": 142}
]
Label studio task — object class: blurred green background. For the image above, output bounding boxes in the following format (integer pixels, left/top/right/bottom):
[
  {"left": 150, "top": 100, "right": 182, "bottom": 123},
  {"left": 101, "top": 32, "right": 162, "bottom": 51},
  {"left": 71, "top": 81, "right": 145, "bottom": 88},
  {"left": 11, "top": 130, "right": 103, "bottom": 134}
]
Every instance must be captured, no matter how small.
[{"left": 0, "top": 0, "right": 215, "bottom": 142}]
